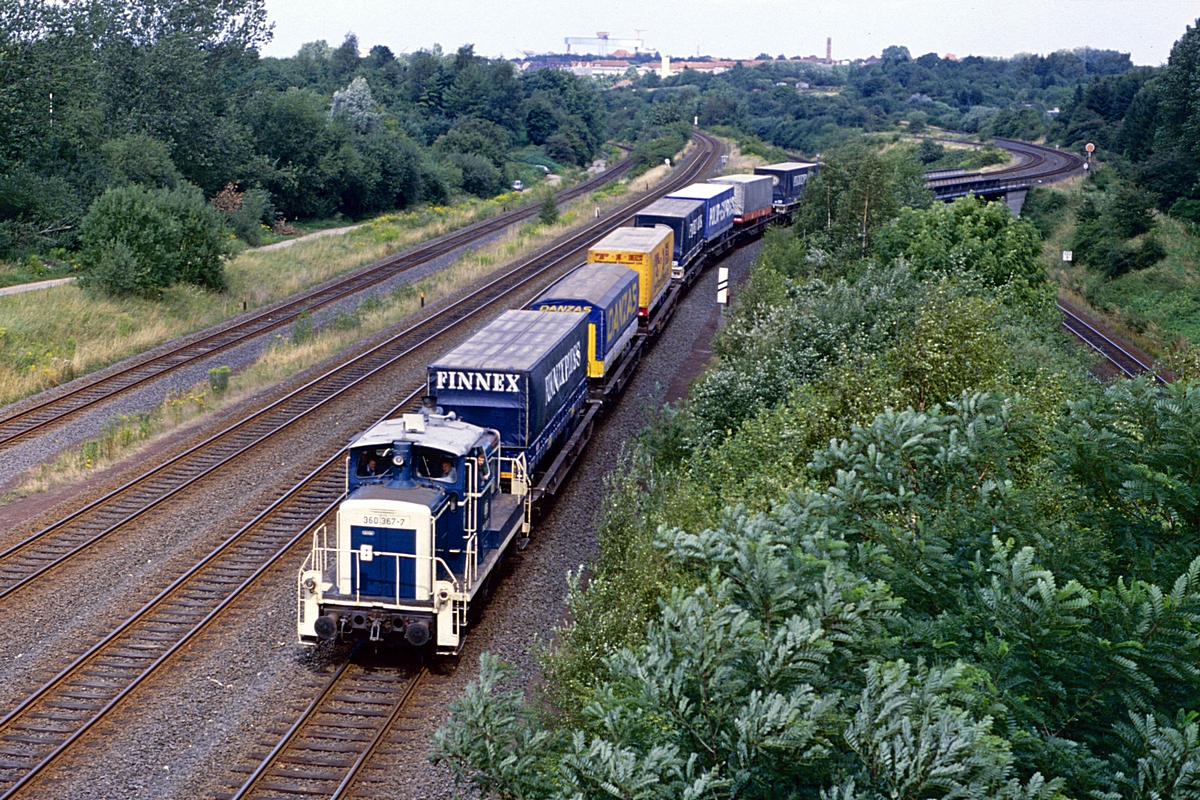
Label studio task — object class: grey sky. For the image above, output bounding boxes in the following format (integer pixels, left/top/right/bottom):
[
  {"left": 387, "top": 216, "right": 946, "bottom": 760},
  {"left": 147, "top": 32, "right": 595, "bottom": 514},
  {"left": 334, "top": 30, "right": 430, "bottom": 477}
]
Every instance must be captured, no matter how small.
[{"left": 261, "top": 1, "right": 1197, "bottom": 66}]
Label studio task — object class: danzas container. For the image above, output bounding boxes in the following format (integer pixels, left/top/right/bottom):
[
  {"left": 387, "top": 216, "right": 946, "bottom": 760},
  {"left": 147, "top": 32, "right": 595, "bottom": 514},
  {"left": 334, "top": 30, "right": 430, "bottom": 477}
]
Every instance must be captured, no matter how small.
[
  {"left": 709, "top": 174, "right": 774, "bottom": 224},
  {"left": 586, "top": 226, "right": 673, "bottom": 321},
  {"left": 755, "top": 161, "right": 820, "bottom": 207},
  {"left": 633, "top": 198, "right": 705, "bottom": 278},
  {"left": 527, "top": 263, "right": 640, "bottom": 380},
  {"left": 427, "top": 310, "right": 589, "bottom": 475},
  {"left": 664, "top": 183, "right": 737, "bottom": 242}
]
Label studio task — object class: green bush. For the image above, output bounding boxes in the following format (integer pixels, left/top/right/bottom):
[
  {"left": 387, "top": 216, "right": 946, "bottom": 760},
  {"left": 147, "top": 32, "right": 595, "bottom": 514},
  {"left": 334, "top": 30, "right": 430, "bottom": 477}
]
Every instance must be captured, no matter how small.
[
  {"left": 291, "top": 310, "right": 314, "bottom": 344},
  {"left": 537, "top": 191, "right": 558, "bottom": 225},
  {"left": 1169, "top": 197, "right": 1200, "bottom": 225},
  {"left": 207, "top": 365, "right": 231, "bottom": 394},
  {"left": 78, "top": 182, "right": 232, "bottom": 296},
  {"left": 448, "top": 152, "right": 500, "bottom": 198}
]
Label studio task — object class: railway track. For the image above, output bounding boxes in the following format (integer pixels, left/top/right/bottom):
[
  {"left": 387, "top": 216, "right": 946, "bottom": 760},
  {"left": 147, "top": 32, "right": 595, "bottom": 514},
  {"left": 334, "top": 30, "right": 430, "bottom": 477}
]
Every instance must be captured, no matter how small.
[
  {"left": 923, "top": 138, "right": 1086, "bottom": 196},
  {"left": 219, "top": 653, "right": 432, "bottom": 800},
  {"left": 0, "top": 155, "right": 633, "bottom": 452},
  {"left": 1058, "top": 301, "right": 1167, "bottom": 383},
  {"left": 0, "top": 132, "right": 723, "bottom": 800}
]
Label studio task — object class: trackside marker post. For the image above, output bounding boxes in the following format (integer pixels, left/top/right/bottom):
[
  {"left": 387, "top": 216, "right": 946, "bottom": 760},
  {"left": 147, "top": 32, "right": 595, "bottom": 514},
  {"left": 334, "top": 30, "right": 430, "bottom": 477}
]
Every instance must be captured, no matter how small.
[{"left": 717, "top": 267, "right": 729, "bottom": 305}]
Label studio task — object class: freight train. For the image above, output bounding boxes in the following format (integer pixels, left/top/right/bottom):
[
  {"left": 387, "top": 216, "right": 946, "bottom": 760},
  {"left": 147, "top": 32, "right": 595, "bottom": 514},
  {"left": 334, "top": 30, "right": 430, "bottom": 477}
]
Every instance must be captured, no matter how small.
[{"left": 296, "top": 161, "right": 817, "bottom": 654}]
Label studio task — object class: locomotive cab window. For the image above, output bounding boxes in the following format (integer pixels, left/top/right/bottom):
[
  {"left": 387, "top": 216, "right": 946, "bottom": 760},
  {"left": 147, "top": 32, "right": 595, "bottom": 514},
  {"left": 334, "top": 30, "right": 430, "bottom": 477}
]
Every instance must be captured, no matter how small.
[
  {"left": 356, "top": 451, "right": 388, "bottom": 478},
  {"left": 471, "top": 448, "right": 491, "bottom": 480},
  {"left": 413, "top": 447, "right": 457, "bottom": 483}
]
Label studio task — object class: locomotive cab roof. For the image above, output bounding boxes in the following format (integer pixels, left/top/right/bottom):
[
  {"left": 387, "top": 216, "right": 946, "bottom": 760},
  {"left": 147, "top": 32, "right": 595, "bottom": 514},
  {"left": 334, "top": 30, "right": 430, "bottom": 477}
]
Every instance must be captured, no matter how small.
[{"left": 348, "top": 412, "right": 490, "bottom": 457}]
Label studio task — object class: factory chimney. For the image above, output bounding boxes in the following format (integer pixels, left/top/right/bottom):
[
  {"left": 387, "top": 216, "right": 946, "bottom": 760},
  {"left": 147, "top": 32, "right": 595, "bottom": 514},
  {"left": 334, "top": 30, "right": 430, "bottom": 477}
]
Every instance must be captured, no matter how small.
[{"left": 826, "top": 37, "right": 832, "bottom": 64}]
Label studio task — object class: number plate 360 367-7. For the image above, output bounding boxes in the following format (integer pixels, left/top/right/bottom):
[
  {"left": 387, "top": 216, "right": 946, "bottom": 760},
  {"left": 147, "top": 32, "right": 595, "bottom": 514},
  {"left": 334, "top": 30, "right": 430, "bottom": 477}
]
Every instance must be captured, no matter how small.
[{"left": 361, "top": 515, "right": 403, "bottom": 527}]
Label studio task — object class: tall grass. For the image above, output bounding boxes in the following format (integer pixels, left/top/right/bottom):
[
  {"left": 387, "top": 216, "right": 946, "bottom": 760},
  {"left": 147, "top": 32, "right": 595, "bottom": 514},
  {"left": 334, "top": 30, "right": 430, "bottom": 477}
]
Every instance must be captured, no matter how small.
[
  {"left": 0, "top": 192, "right": 527, "bottom": 406},
  {"left": 1045, "top": 179, "right": 1200, "bottom": 356}
]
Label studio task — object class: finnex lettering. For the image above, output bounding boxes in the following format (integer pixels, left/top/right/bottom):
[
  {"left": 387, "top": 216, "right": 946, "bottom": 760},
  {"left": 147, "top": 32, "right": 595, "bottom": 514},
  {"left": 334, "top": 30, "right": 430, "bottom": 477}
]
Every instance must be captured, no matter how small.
[{"left": 434, "top": 370, "right": 521, "bottom": 392}]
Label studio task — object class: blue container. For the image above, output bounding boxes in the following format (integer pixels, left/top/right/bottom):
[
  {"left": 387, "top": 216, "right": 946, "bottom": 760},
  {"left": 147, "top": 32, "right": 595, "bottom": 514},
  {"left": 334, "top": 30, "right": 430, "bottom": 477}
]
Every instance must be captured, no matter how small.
[
  {"left": 664, "top": 183, "right": 736, "bottom": 242},
  {"left": 634, "top": 198, "right": 705, "bottom": 268},
  {"left": 754, "top": 161, "right": 820, "bottom": 206},
  {"left": 528, "top": 263, "right": 640, "bottom": 379},
  {"left": 427, "top": 310, "right": 589, "bottom": 473}
]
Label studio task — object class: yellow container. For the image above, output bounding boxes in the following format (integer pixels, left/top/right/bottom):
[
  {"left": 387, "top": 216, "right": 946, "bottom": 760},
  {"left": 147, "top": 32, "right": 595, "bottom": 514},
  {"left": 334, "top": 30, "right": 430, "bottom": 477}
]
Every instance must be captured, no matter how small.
[{"left": 586, "top": 226, "right": 674, "bottom": 319}]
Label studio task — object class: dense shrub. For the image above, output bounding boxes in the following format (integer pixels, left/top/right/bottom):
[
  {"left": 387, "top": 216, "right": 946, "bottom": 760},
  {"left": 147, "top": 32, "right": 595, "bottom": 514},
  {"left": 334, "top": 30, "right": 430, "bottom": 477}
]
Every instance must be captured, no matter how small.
[{"left": 78, "top": 183, "right": 232, "bottom": 296}]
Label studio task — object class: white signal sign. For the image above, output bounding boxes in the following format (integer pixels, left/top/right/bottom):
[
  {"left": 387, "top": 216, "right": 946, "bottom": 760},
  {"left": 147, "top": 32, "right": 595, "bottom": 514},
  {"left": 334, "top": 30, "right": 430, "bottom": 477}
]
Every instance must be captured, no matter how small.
[
  {"left": 717, "top": 267, "right": 729, "bottom": 305},
  {"left": 1063, "top": 250, "right": 1073, "bottom": 262}
]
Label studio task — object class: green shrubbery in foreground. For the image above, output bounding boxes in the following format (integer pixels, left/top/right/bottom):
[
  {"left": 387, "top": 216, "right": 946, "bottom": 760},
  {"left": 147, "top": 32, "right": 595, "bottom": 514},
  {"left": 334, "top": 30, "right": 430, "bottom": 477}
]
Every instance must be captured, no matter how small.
[{"left": 432, "top": 147, "right": 1200, "bottom": 800}]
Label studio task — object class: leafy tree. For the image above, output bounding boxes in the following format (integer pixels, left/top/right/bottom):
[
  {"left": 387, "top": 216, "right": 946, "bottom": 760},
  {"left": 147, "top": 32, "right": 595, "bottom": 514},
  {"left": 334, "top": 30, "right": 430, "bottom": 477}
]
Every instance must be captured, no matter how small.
[
  {"left": 329, "top": 76, "right": 381, "bottom": 135},
  {"left": 537, "top": 190, "right": 558, "bottom": 225},
  {"left": 875, "top": 195, "right": 1048, "bottom": 308},
  {"left": 101, "top": 134, "right": 183, "bottom": 189},
  {"left": 792, "top": 143, "right": 929, "bottom": 259}
]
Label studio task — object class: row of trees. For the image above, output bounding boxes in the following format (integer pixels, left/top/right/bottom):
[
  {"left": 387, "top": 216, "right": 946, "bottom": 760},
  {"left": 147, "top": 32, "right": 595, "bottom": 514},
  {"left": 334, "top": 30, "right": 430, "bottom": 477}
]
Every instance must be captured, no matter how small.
[
  {"left": 432, "top": 144, "right": 1200, "bottom": 799},
  {"left": 1, "top": 1, "right": 608, "bottom": 275},
  {"left": 606, "top": 45, "right": 1134, "bottom": 157}
]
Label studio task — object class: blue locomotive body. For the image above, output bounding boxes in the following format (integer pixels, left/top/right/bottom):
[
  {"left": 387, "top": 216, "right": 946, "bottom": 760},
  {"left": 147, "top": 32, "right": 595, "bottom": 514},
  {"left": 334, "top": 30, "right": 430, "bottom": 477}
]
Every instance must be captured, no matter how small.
[
  {"left": 298, "top": 412, "right": 530, "bottom": 654},
  {"left": 298, "top": 140, "right": 813, "bottom": 655}
]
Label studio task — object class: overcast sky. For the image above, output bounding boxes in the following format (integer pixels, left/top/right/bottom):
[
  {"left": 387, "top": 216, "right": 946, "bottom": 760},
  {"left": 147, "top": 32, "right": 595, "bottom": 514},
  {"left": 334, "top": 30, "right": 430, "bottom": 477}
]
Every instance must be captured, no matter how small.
[{"left": 261, "top": 1, "right": 1198, "bottom": 66}]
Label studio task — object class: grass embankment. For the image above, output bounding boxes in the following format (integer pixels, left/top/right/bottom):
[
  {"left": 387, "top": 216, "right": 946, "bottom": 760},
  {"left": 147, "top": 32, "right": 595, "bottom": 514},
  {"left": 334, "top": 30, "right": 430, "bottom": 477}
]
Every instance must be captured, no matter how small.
[
  {"left": 0, "top": 190, "right": 558, "bottom": 406},
  {"left": 1040, "top": 179, "right": 1200, "bottom": 357},
  {"left": 1, "top": 158, "right": 681, "bottom": 503}
]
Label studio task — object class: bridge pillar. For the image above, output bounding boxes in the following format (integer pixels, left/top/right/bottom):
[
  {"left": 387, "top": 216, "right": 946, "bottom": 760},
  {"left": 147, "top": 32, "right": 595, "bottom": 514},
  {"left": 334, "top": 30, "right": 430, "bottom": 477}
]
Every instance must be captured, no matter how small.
[{"left": 1006, "top": 188, "right": 1028, "bottom": 217}]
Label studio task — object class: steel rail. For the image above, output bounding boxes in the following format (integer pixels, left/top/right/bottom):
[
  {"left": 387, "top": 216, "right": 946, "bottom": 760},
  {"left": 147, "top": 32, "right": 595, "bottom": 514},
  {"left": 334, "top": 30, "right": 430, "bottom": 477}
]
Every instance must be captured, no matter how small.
[
  {"left": 224, "top": 662, "right": 428, "bottom": 800},
  {"left": 1057, "top": 301, "right": 1165, "bottom": 383}
]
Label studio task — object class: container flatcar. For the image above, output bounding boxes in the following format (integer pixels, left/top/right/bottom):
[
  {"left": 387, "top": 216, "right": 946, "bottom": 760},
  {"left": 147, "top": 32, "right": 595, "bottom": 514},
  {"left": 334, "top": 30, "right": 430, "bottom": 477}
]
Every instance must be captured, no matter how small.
[
  {"left": 633, "top": 198, "right": 705, "bottom": 279},
  {"left": 426, "top": 310, "right": 589, "bottom": 478},
  {"left": 755, "top": 161, "right": 820, "bottom": 208},
  {"left": 527, "top": 263, "right": 640, "bottom": 380},
  {"left": 709, "top": 174, "right": 774, "bottom": 225},
  {"left": 586, "top": 226, "right": 674, "bottom": 321}
]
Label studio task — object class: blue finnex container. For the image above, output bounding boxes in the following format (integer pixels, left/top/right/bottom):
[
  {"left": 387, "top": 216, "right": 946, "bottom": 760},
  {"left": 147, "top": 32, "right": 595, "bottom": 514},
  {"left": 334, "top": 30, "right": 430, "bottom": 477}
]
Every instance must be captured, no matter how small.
[
  {"left": 427, "top": 310, "right": 589, "bottom": 474},
  {"left": 634, "top": 198, "right": 705, "bottom": 268}
]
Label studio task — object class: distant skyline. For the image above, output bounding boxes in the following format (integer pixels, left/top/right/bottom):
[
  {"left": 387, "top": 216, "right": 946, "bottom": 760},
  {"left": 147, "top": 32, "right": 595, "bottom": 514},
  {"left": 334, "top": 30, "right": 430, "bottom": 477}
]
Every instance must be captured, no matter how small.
[{"left": 261, "top": 1, "right": 1198, "bottom": 66}]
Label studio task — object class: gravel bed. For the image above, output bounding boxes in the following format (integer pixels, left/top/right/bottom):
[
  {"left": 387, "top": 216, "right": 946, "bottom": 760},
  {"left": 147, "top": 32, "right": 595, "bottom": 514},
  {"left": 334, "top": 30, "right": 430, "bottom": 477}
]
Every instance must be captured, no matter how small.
[
  {"left": 14, "top": 241, "right": 760, "bottom": 800},
  {"left": 0, "top": 234, "right": 627, "bottom": 798},
  {"left": 0, "top": 225, "right": 512, "bottom": 492}
]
